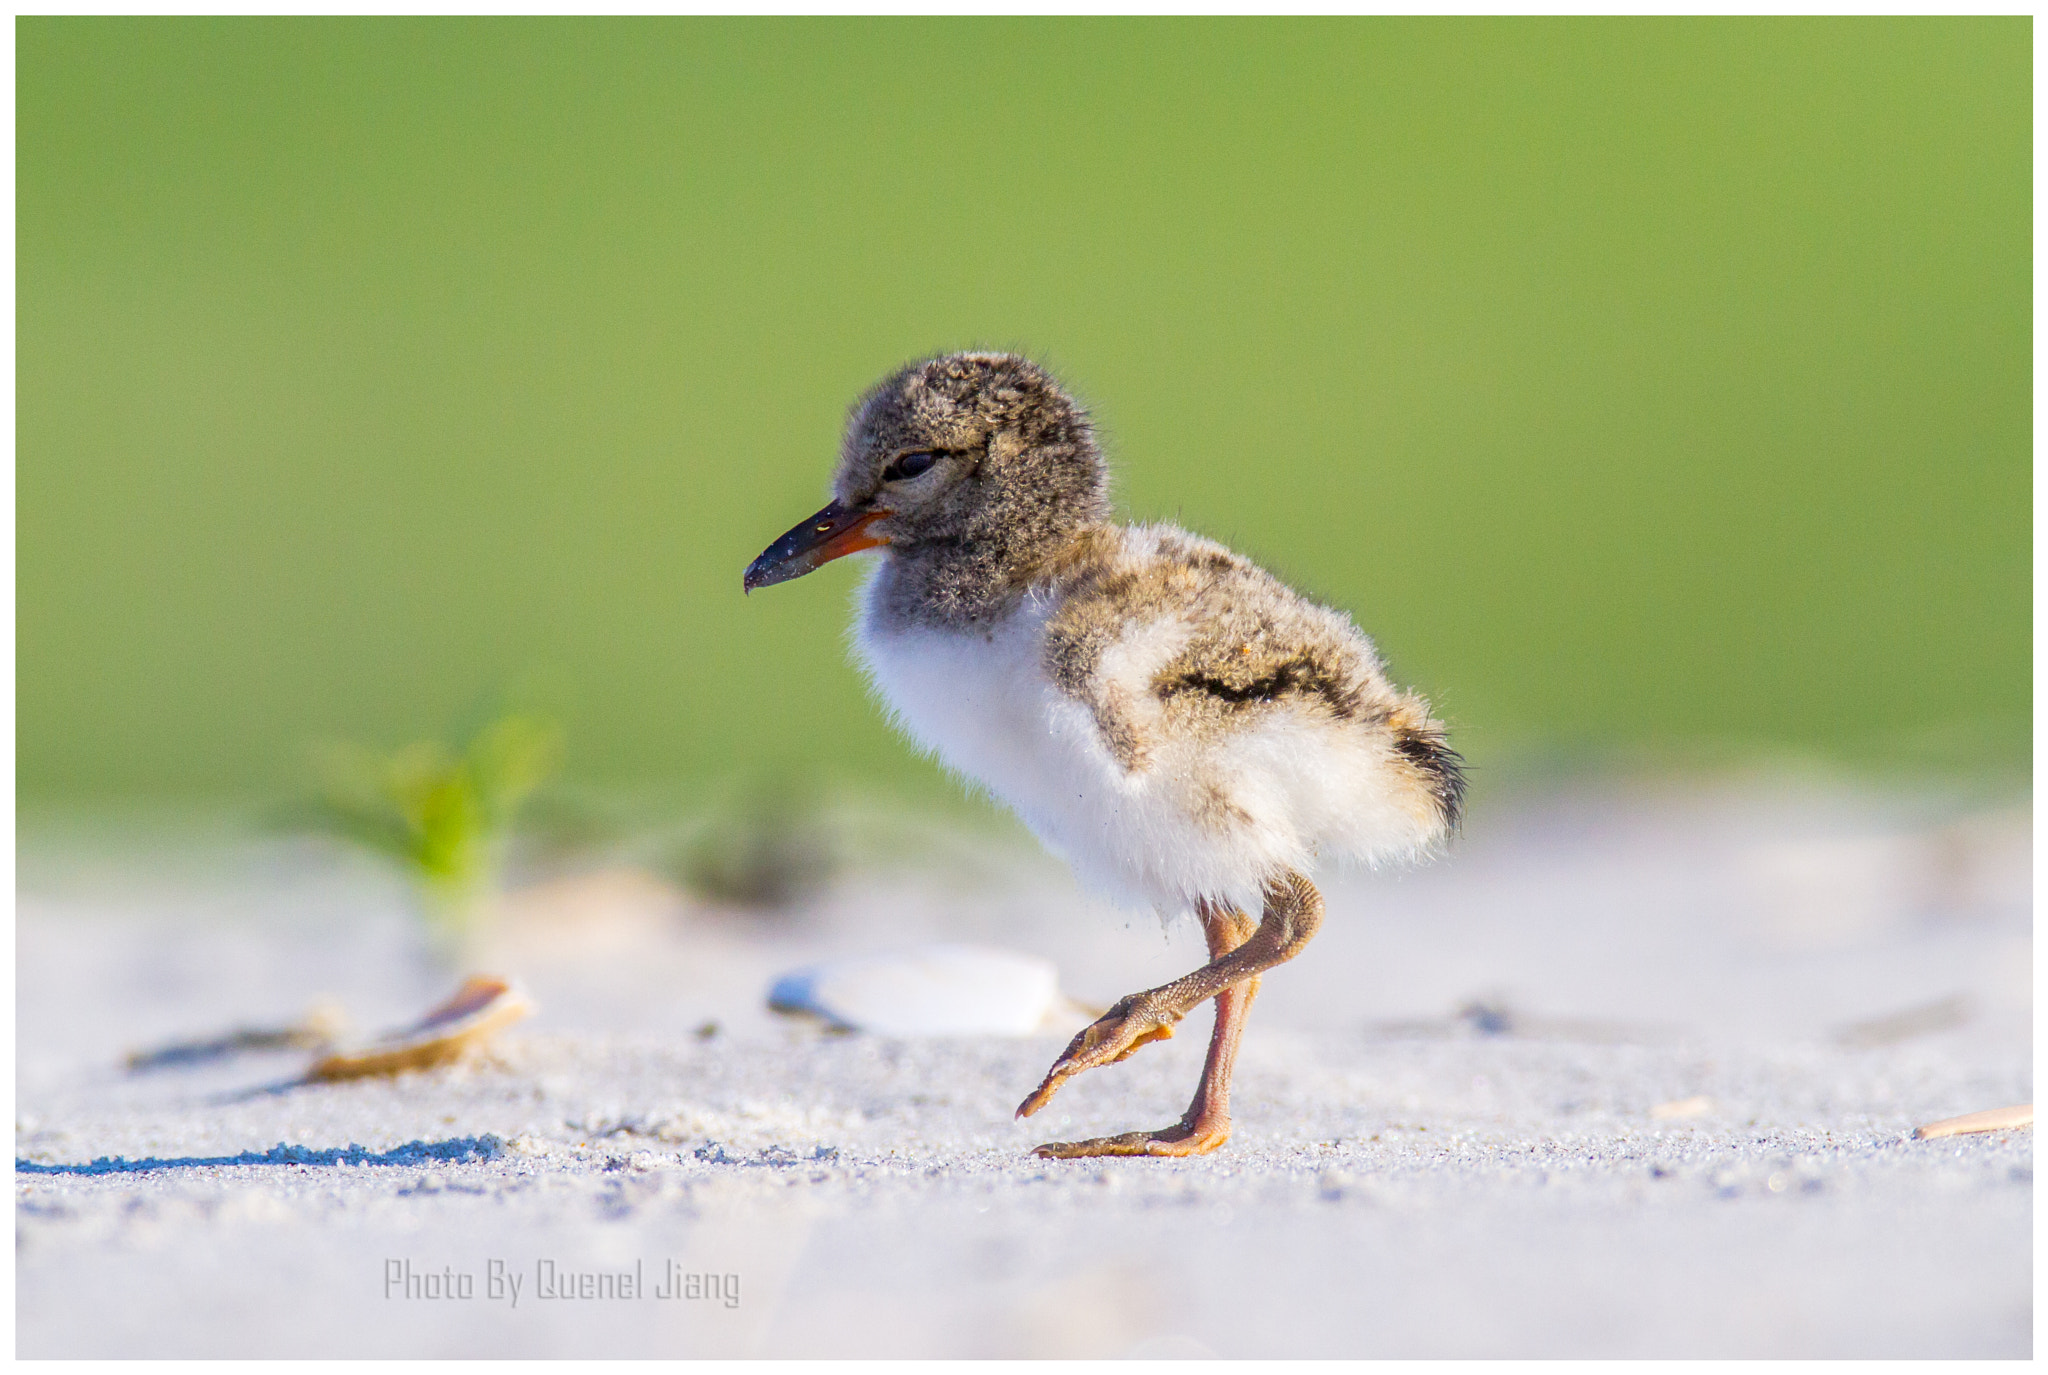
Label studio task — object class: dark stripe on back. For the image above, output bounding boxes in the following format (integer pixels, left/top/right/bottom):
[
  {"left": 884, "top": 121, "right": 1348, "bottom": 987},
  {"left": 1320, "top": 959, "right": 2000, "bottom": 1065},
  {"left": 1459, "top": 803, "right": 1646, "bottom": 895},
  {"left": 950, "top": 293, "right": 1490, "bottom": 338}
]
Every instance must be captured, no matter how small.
[{"left": 1155, "top": 657, "right": 1360, "bottom": 721}]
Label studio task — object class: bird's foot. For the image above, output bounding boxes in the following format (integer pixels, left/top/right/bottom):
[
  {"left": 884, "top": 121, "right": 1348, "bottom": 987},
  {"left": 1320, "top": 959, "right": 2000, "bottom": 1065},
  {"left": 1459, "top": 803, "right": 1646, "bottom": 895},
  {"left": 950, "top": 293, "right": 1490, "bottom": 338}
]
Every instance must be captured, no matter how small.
[
  {"left": 1016, "top": 992, "right": 1181, "bottom": 1119},
  {"left": 1031, "top": 1117, "right": 1231, "bottom": 1159}
]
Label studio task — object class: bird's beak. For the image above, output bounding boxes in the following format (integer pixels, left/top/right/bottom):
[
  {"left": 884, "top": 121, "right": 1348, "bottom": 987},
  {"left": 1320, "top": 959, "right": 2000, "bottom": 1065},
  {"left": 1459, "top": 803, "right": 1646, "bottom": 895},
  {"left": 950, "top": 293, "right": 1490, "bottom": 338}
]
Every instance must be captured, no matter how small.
[{"left": 743, "top": 499, "right": 891, "bottom": 592}]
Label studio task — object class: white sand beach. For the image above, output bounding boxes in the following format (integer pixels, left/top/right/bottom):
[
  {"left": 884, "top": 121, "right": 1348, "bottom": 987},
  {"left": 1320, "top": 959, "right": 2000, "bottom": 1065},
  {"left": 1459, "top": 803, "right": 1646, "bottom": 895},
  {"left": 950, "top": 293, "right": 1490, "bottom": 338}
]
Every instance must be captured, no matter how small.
[{"left": 15, "top": 776, "right": 2031, "bottom": 1357}]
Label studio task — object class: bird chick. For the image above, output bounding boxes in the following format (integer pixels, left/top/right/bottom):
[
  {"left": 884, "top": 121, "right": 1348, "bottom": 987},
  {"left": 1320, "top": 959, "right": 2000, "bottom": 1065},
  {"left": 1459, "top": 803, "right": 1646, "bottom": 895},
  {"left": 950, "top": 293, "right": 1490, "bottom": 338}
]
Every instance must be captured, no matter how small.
[{"left": 746, "top": 352, "right": 1462, "bottom": 1158}]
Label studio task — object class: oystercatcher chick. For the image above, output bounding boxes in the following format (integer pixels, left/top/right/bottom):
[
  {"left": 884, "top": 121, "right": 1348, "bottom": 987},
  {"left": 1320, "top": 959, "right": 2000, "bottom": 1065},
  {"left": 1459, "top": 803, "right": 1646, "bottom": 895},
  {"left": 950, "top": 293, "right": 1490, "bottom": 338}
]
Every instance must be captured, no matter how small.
[{"left": 745, "top": 352, "right": 1462, "bottom": 1158}]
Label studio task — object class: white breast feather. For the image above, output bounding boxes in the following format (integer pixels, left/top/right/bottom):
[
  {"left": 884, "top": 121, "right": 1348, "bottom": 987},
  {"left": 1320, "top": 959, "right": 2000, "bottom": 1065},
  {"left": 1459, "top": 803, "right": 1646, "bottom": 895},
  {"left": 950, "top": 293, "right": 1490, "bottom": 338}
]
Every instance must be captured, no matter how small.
[{"left": 851, "top": 561, "right": 1439, "bottom": 918}]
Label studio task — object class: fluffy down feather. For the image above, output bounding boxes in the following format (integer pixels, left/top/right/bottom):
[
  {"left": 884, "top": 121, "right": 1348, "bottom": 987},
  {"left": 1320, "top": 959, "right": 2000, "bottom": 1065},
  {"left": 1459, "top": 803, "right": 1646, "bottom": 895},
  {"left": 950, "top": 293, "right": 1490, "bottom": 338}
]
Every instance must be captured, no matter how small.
[{"left": 853, "top": 521, "right": 1454, "bottom": 918}]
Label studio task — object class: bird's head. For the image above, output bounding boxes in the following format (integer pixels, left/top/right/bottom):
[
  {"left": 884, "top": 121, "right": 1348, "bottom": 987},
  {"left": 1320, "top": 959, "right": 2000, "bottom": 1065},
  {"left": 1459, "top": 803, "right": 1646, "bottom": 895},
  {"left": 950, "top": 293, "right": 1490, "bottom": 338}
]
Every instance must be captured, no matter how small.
[{"left": 744, "top": 352, "right": 1108, "bottom": 592}]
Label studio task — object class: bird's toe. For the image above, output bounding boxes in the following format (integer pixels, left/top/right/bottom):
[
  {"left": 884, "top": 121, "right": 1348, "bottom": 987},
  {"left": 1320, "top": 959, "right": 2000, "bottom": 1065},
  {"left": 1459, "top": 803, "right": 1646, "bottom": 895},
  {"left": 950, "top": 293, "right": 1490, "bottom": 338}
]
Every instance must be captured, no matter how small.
[
  {"left": 1030, "top": 1120, "right": 1231, "bottom": 1159},
  {"left": 1015, "top": 993, "right": 1182, "bottom": 1118}
]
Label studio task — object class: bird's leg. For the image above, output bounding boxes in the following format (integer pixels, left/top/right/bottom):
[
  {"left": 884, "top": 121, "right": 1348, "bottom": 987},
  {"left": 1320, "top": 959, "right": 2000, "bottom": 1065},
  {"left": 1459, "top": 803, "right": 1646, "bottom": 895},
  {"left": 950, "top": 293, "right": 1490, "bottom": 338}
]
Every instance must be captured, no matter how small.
[
  {"left": 1030, "top": 901, "right": 1260, "bottom": 1158},
  {"left": 1019, "top": 871, "right": 1324, "bottom": 1157}
]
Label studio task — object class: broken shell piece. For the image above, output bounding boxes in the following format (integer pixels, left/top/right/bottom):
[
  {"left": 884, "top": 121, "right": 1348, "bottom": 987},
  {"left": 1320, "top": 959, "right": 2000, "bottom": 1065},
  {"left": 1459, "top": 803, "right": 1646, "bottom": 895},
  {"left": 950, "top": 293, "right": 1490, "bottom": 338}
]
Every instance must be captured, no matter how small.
[
  {"left": 1913, "top": 1104, "right": 2032, "bottom": 1140},
  {"left": 308, "top": 976, "right": 533, "bottom": 1082},
  {"left": 769, "top": 944, "right": 1086, "bottom": 1036},
  {"left": 126, "top": 999, "right": 347, "bottom": 1072},
  {"left": 1834, "top": 993, "right": 1974, "bottom": 1048},
  {"left": 1649, "top": 1095, "right": 1716, "bottom": 1120}
]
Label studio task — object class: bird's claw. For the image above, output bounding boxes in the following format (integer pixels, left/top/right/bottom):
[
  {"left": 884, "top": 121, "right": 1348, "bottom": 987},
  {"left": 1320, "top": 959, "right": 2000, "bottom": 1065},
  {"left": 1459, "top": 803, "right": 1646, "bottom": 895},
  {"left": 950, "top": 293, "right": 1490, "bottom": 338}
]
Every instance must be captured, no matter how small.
[
  {"left": 1030, "top": 1119, "right": 1231, "bottom": 1159},
  {"left": 1016, "top": 993, "right": 1180, "bottom": 1119}
]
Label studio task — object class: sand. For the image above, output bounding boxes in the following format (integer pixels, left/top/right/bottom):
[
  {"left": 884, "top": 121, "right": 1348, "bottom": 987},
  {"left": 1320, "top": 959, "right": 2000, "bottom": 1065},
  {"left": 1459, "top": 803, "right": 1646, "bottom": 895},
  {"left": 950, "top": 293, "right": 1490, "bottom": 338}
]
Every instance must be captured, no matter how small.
[{"left": 15, "top": 776, "right": 2033, "bottom": 1357}]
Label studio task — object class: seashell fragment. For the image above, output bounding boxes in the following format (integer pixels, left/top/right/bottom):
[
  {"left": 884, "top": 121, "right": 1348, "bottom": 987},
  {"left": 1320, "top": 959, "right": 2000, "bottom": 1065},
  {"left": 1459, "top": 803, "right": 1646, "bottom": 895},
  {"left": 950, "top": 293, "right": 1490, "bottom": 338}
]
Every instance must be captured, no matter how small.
[
  {"left": 1649, "top": 1095, "right": 1716, "bottom": 1120},
  {"left": 1834, "top": 993, "right": 1973, "bottom": 1048},
  {"left": 768, "top": 944, "right": 1084, "bottom": 1036},
  {"left": 1912, "top": 1104, "right": 2032, "bottom": 1139},
  {"left": 308, "top": 975, "right": 533, "bottom": 1082},
  {"left": 126, "top": 999, "right": 347, "bottom": 1072}
]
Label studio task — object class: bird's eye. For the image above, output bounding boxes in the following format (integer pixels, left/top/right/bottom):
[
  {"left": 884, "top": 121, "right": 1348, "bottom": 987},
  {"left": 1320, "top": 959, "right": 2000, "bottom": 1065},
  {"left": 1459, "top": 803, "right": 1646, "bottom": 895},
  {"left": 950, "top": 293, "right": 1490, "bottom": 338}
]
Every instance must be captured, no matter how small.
[{"left": 883, "top": 450, "right": 938, "bottom": 482}]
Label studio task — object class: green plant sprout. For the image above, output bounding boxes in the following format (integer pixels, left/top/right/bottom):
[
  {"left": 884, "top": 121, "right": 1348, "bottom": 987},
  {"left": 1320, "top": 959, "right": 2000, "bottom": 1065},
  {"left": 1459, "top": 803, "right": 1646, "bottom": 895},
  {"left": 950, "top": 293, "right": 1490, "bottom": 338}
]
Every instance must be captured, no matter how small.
[{"left": 310, "top": 710, "right": 563, "bottom": 963}]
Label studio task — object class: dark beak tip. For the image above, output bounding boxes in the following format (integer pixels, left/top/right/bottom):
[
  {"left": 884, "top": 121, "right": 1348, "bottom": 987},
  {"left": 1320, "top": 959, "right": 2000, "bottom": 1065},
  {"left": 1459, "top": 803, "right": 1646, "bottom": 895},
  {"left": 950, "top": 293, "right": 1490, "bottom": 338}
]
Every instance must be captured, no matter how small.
[{"left": 743, "top": 498, "right": 881, "bottom": 596}]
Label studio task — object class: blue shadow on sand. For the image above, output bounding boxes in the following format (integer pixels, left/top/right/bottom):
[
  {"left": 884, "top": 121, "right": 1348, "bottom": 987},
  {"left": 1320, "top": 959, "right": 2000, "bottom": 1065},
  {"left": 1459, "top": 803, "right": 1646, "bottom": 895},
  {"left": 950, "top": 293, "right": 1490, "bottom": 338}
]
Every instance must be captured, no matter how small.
[{"left": 15, "top": 1135, "right": 504, "bottom": 1176}]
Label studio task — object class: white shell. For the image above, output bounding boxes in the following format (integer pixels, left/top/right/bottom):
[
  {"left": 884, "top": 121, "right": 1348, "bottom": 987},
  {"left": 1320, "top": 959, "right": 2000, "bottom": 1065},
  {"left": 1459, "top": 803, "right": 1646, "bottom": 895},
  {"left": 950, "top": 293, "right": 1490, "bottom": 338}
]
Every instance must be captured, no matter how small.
[{"left": 768, "top": 944, "right": 1068, "bottom": 1036}]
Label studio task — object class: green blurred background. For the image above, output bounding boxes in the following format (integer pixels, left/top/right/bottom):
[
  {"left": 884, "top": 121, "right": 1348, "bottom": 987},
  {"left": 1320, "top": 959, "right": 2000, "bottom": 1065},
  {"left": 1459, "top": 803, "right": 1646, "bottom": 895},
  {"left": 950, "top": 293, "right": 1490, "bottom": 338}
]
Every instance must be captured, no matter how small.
[{"left": 18, "top": 18, "right": 2031, "bottom": 808}]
